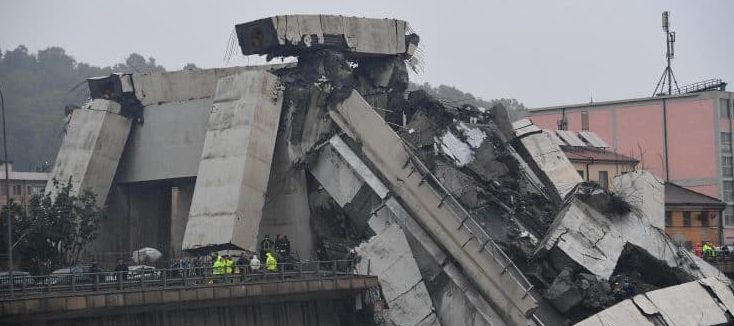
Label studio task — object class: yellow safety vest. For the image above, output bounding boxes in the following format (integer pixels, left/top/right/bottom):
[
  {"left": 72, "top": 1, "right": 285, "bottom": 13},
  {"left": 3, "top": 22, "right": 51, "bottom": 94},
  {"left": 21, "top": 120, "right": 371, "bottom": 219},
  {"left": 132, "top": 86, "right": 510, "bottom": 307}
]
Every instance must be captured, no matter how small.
[
  {"left": 224, "top": 259, "right": 234, "bottom": 274},
  {"left": 265, "top": 254, "right": 277, "bottom": 271},
  {"left": 213, "top": 257, "right": 225, "bottom": 275}
]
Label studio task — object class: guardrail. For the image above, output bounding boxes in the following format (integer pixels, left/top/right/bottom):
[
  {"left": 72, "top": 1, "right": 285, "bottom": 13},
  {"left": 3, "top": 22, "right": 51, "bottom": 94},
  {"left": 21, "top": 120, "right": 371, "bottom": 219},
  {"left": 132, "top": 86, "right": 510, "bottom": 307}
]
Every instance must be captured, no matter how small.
[
  {"left": 0, "top": 260, "right": 356, "bottom": 299},
  {"left": 401, "top": 141, "right": 538, "bottom": 303}
]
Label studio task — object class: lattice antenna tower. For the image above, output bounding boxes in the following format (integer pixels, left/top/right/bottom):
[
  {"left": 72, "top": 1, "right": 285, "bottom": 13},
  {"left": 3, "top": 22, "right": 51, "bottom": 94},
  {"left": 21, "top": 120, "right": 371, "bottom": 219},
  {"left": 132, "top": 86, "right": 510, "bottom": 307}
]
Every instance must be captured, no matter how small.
[{"left": 653, "top": 11, "right": 680, "bottom": 96}]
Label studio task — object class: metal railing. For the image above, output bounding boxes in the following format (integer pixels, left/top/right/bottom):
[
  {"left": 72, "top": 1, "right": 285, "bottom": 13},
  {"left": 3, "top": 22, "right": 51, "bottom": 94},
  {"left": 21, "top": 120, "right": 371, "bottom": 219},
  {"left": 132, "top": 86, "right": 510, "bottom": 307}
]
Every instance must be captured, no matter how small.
[
  {"left": 400, "top": 142, "right": 538, "bottom": 303},
  {"left": 0, "top": 260, "right": 356, "bottom": 299},
  {"left": 676, "top": 79, "right": 727, "bottom": 94}
]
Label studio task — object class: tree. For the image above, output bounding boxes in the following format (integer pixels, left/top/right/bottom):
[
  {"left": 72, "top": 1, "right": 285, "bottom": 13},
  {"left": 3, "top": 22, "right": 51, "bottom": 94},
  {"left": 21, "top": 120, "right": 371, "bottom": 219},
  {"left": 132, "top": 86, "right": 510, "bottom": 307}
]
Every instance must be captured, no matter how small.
[
  {"left": 1, "top": 180, "right": 105, "bottom": 274},
  {"left": 0, "top": 47, "right": 167, "bottom": 170},
  {"left": 409, "top": 82, "right": 529, "bottom": 121}
]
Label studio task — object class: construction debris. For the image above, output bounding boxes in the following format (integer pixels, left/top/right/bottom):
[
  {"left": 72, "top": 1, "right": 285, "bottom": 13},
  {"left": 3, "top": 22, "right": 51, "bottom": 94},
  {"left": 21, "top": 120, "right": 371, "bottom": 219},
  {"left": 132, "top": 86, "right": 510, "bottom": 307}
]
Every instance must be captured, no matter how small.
[{"left": 46, "top": 14, "right": 734, "bottom": 326}]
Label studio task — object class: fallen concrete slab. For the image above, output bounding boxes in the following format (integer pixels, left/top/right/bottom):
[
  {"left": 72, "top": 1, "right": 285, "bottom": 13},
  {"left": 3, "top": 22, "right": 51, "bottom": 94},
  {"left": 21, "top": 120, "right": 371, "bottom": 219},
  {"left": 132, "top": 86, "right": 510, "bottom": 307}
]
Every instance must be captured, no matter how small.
[
  {"left": 46, "top": 99, "right": 132, "bottom": 204},
  {"left": 182, "top": 69, "right": 284, "bottom": 251},
  {"left": 575, "top": 277, "right": 734, "bottom": 326},
  {"left": 512, "top": 119, "right": 583, "bottom": 201},
  {"left": 330, "top": 90, "right": 538, "bottom": 325},
  {"left": 310, "top": 135, "right": 439, "bottom": 326},
  {"left": 536, "top": 171, "right": 722, "bottom": 282}
]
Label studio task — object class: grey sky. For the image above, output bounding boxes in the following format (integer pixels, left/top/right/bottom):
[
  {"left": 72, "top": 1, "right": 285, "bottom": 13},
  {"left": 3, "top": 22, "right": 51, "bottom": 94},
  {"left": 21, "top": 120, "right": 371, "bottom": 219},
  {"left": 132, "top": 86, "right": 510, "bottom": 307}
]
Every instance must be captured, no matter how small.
[{"left": 1, "top": 0, "right": 732, "bottom": 107}]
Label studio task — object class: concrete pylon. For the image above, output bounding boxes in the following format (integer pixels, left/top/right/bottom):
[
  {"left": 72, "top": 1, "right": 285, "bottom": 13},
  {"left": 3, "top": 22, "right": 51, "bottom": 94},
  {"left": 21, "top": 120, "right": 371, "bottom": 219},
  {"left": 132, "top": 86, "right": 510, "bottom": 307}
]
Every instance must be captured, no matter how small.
[
  {"left": 46, "top": 99, "right": 133, "bottom": 205},
  {"left": 182, "top": 69, "right": 284, "bottom": 252}
]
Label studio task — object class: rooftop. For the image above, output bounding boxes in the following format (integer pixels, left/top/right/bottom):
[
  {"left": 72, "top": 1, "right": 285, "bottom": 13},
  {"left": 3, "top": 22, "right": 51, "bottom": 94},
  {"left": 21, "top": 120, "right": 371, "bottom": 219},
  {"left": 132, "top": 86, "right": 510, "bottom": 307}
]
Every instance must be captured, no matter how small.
[
  {"left": 665, "top": 183, "right": 725, "bottom": 208},
  {"left": 561, "top": 146, "right": 639, "bottom": 164}
]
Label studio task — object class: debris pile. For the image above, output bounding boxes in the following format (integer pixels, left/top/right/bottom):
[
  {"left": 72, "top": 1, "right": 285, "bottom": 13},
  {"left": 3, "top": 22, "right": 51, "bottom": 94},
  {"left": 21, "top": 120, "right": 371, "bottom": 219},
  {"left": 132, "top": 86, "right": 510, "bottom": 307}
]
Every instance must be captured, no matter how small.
[{"left": 48, "top": 14, "right": 734, "bottom": 326}]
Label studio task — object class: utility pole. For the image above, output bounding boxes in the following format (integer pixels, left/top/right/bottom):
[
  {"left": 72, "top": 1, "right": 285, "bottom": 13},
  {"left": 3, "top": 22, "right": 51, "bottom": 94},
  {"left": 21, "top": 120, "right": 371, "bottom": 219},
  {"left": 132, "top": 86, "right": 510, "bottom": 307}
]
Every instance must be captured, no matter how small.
[{"left": 0, "top": 84, "right": 12, "bottom": 296}]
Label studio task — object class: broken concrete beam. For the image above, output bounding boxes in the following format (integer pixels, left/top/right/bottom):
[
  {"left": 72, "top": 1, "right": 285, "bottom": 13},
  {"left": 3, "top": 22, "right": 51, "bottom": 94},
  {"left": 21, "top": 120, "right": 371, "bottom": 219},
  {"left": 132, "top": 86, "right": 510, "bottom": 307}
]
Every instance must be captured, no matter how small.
[
  {"left": 330, "top": 90, "right": 537, "bottom": 325},
  {"left": 536, "top": 171, "right": 723, "bottom": 281},
  {"left": 575, "top": 277, "right": 734, "bottom": 326},
  {"left": 310, "top": 136, "right": 439, "bottom": 326},
  {"left": 613, "top": 171, "right": 665, "bottom": 230},
  {"left": 512, "top": 119, "right": 582, "bottom": 201},
  {"left": 182, "top": 69, "right": 283, "bottom": 251},
  {"left": 46, "top": 99, "right": 132, "bottom": 204},
  {"left": 236, "top": 15, "right": 418, "bottom": 58}
]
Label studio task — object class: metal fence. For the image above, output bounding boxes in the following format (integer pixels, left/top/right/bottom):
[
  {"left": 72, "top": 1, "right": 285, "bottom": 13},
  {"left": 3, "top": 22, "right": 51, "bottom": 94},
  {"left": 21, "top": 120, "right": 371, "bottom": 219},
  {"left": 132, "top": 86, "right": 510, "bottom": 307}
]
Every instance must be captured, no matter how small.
[{"left": 0, "top": 260, "right": 356, "bottom": 299}]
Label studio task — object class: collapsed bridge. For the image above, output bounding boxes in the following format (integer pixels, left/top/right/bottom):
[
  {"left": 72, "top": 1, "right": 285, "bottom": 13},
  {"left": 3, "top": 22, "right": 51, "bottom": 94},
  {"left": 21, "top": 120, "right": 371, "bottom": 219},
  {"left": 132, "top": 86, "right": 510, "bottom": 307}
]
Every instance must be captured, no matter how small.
[{"left": 32, "top": 14, "right": 734, "bottom": 326}]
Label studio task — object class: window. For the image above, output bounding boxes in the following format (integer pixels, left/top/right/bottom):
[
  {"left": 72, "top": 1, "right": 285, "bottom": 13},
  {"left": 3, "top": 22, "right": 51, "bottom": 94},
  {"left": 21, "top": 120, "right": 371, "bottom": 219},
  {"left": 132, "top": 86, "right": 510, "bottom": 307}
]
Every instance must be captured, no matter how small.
[
  {"left": 29, "top": 185, "right": 44, "bottom": 196},
  {"left": 726, "top": 207, "right": 734, "bottom": 226},
  {"left": 12, "top": 184, "right": 21, "bottom": 196},
  {"left": 683, "top": 211, "right": 691, "bottom": 227},
  {"left": 722, "top": 132, "right": 732, "bottom": 153},
  {"left": 722, "top": 99, "right": 731, "bottom": 118},
  {"left": 598, "top": 171, "right": 609, "bottom": 189},
  {"left": 581, "top": 111, "right": 589, "bottom": 131},
  {"left": 577, "top": 170, "right": 585, "bottom": 180},
  {"left": 665, "top": 211, "right": 672, "bottom": 227},
  {"left": 700, "top": 211, "right": 710, "bottom": 227},
  {"left": 724, "top": 156, "right": 733, "bottom": 177},
  {"left": 725, "top": 181, "right": 734, "bottom": 202}
]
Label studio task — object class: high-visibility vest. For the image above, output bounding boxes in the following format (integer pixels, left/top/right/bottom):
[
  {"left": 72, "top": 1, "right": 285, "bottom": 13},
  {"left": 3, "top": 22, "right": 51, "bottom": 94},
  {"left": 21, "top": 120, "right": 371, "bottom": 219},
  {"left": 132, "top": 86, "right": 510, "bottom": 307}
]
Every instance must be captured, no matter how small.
[
  {"left": 213, "top": 257, "right": 225, "bottom": 275},
  {"left": 224, "top": 259, "right": 234, "bottom": 274},
  {"left": 265, "top": 254, "right": 277, "bottom": 271}
]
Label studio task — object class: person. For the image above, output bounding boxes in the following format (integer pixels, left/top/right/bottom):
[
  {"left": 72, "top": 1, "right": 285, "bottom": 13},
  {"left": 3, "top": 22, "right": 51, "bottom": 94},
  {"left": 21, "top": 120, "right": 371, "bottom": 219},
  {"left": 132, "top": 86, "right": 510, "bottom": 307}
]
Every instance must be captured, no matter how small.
[
  {"left": 236, "top": 253, "right": 248, "bottom": 274},
  {"left": 114, "top": 258, "right": 128, "bottom": 280},
  {"left": 212, "top": 253, "right": 225, "bottom": 275},
  {"left": 261, "top": 235, "right": 274, "bottom": 261},
  {"left": 275, "top": 234, "right": 285, "bottom": 258},
  {"left": 702, "top": 242, "right": 716, "bottom": 258},
  {"left": 224, "top": 255, "right": 234, "bottom": 274},
  {"left": 693, "top": 243, "right": 703, "bottom": 257},
  {"left": 282, "top": 235, "right": 291, "bottom": 256},
  {"left": 265, "top": 252, "right": 277, "bottom": 272},
  {"left": 250, "top": 255, "right": 261, "bottom": 273}
]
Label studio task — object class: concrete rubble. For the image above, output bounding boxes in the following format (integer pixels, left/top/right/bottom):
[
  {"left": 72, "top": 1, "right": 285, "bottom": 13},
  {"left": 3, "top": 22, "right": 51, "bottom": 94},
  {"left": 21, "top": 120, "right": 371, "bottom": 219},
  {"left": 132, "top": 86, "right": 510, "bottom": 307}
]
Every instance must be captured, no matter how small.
[{"left": 47, "top": 14, "right": 734, "bottom": 326}]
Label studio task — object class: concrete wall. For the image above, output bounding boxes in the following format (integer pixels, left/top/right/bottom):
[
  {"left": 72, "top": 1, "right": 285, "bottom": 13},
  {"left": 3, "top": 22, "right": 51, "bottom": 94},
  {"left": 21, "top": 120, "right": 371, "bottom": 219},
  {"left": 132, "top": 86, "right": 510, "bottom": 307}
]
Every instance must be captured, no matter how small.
[
  {"left": 93, "top": 178, "right": 195, "bottom": 262},
  {"left": 116, "top": 100, "right": 210, "bottom": 183},
  {"left": 259, "top": 131, "right": 315, "bottom": 260}
]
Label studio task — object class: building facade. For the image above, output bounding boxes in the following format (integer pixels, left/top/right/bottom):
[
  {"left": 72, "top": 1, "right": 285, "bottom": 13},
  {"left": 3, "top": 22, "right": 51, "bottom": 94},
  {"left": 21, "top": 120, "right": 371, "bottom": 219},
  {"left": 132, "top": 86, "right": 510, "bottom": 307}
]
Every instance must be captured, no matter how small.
[
  {"left": 0, "top": 162, "right": 49, "bottom": 207},
  {"left": 665, "top": 182, "right": 725, "bottom": 247},
  {"left": 562, "top": 145, "right": 638, "bottom": 190},
  {"left": 530, "top": 90, "right": 734, "bottom": 242}
]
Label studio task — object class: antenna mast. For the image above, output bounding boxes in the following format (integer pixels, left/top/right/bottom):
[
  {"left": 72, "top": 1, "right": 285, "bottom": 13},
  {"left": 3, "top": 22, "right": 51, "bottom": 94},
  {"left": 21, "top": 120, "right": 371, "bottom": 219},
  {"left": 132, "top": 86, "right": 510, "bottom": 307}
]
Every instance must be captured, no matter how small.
[{"left": 652, "top": 11, "right": 680, "bottom": 96}]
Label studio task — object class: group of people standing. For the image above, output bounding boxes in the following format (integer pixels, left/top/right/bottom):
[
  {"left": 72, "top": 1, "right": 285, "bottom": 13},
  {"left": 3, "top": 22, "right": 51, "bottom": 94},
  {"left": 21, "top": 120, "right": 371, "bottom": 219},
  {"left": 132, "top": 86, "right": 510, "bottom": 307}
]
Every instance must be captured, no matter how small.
[{"left": 208, "top": 234, "right": 292, "bottom": 276}]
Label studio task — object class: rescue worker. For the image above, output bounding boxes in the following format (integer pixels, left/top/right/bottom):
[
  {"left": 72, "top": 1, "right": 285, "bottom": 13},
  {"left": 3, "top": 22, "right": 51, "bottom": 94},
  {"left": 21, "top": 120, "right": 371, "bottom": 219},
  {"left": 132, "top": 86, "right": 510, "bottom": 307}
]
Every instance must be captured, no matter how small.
[
  {"left": 265, "top": 252, "right": 277, "bottom": 272},
  {"left": 250, "top": 255, "right": 261, "bottom": 272},
  {"left": 236, "top": 253, "right": 248, "bottom": 274},
  {"left": 224, "top": 255, "right": 234, "bottom": 274},
  {"left": 282, "top": 235, "right": 291, "bottom": 256},
  {"left": 212, "top": 253, "right": 225, "bottom": 275},
  {"left": 703, "top": 242, "right": 716, "bottom": 257},
  {"left": 260, "top": 235, "right": 274, "bottom": 261},
  {"left": 275, "top": 234, "right": 286, "bottom": 258}
]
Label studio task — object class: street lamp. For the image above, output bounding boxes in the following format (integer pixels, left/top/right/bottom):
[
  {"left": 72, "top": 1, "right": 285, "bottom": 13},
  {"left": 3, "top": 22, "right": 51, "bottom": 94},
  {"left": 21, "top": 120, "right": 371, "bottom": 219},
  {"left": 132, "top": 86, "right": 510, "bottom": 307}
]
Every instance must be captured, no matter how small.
[{"left": 0, "top": 84, "right": 12, "bottom": 296}]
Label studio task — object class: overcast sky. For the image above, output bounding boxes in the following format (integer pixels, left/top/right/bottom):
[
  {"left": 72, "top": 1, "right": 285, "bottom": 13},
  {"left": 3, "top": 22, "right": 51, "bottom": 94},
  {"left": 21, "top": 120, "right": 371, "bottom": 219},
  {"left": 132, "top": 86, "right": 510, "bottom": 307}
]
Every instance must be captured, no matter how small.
[{"left": 0, "top": 0, "right": 732, "bottom": 107}]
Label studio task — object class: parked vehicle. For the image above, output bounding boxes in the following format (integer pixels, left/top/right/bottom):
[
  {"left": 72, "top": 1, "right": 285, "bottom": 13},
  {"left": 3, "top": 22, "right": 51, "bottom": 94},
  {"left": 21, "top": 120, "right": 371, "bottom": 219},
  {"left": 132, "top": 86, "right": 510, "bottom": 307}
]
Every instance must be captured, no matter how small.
[
  {"left": 43, "top": 265, "right": 93, "bottom": 286},
  {"left": 127, "top": 265, "right": 160, "bottom": 280},
  {"left": 0, "top": 271, "right": 34, "bottom": 288}
]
